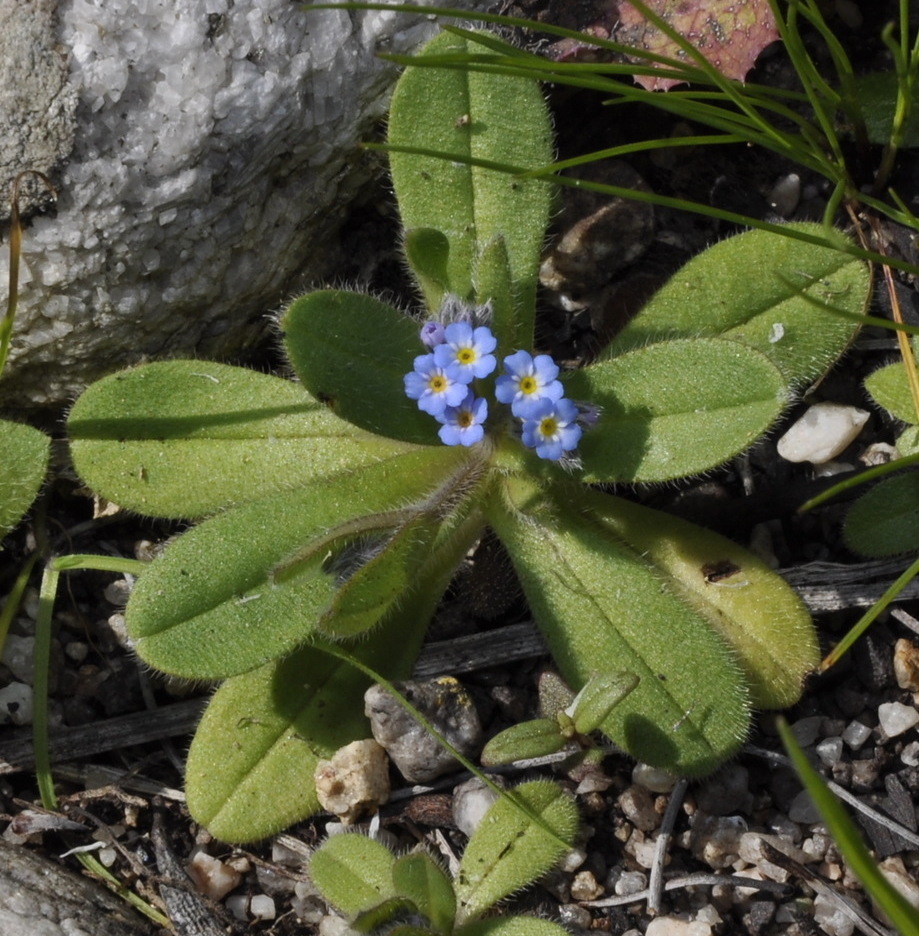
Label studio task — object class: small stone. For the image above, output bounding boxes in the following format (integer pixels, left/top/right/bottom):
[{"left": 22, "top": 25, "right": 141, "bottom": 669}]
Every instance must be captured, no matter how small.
[
  {"left": 894, "top": 639, "right": 919, "bottom": 691},
  {"left": 776, "top": 402, "right": 870, "bottom": 465},
  {"left": 559, "top": 848, "right": 588, "bottom": 874},
  {"left": 879, "top": 856, "right": 919, "bottom": 911},
  {"left": 226, "top": 895, "right": 249, "bottom": 921},
  {"left": 249, "top": 894, "right": 276, "bottom": 921},
  {"left": 558, "top": 904, "right": 592, "bottom": 929},
  {"left": 615, "top": 870, "right": 648, "bottom": 896},
  {"left": 618, "top": 784, "right": 659, "bottom": 832},
  {"left": 452, "top": 777, "right": 501, "bottom": 838},
  {"left": 0, "top": 682, "right": 33, "bottom": 726},
  {"left": 690, "top": 814, "right": 747, "bottom": 870},
  {"left": 859, "top": 442, "right": 898, "bottom": 467},
  {"left": 632, "top": 762, "right": 678, "bottom": 793},
  {"left": 314, "top": 739, "right": 390, "bottom": 824},
  {"left": 878, "top": 701, "right": 919, "bottom": 738},
  {"left": 789, "top": 715, "right": 823, "bottom": 747},
  {"left": 841, "top": 720, "right": 872, "bottom": 750},
  {"left": 901, "top": 741, "right": 919, "bottom": 767},
  {"left": 788, "top": 790, "right": 821, "bottom": 824},
  {"left": 365, "top": 677, "right": 483, "bottom": 782},
  {"left": 815, "top": 736, "right": 844, "bottom": 767},
  {"left": 696, "top": 764, "right": 751, "bottom": 816},
  {"left": 570, "top": 870, "right": 604, "bottom": 901},
  {"left": 186, "top": 849, "right": 242, "bottom": 901},
  {"left": 0, "top": 635, "right": 35, "bottom": 683},
  {"left": 768, "top": 172, "right": 801, "bottom": 217},
  {"left": 813, "top": 892, "right": 855, "bottom": 936},
  {"left": 646, "top": 916, "right": 712, "bottom": 936},
  {"left": 624, "top": 834, "right": 658, "bottom": 869}
]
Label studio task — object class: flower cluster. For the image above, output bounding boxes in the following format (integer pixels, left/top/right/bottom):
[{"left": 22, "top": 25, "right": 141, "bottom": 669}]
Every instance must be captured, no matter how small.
[{"left": 404, "top": 319, "right": 586, "bottom": 460}]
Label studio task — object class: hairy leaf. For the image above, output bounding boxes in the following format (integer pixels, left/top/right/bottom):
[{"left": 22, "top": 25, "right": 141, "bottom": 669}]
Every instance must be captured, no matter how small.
[
  {"left": 566, "top": 338, "right": 786, "bottom": 483},
  {"left": 480, "top": 719, "right": 566, "bottom": 767},
  {"left": 844, "top": 473, "right": 919, "bottom": 557},
  {"left": 127, "top": 448, "right": 468, "bottom": 678},
  {"left": 0, "top": 420, "right": 49, "bottom": 538},
  {"left": 388, "top": 29, "right": 553, "bottom": 342},
  {"left": 281, "top": 290, "right": 437, "bottom": 445},
  {"left": 459, "top": 919, "right": 571, "bottom": 936},
  {"left": 392, "top": 852, "right": 456, "bottom": 933},
  {"left": 607, "top": 224, "right": 868, "bottom": 384},
  {"left": 309, "top": 833, "right": 397, "bottom": 917},
  {"left": 489, "top": 477, "right": 750, "bottom": 775},
  {"left": 864, "top": 359, "right": 919, "bottom": 425},
  {"left": 68, "top": 360, "right": 412, "bottom": 519},
  {"left": 453, "top": 780, "right": 578, "bottom": 925}
]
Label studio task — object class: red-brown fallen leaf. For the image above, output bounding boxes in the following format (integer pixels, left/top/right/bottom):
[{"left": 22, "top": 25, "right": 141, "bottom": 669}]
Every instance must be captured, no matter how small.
[{"left": 616, "top": 0, "right": 779, "bottom": 91}]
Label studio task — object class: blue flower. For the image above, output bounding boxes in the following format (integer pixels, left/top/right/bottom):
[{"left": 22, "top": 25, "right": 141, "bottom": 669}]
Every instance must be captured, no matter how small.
[
  {"left": 436, "top": 390, "right": 488, "bottom": 446},
  {"left": 433, "top": 322, "right": 497, "bottom": 382},
  {"left": 521, "top": 398, "right": 582, "bottom": 460},
  {"left": 495, "top": 350, "right": 564, "bottom": 417},
  {"left": 404, "top": 354, "right": 468, "bottom": 415},
  {"left": 419, "top": 321, "right": 446, "bottom": 348}
]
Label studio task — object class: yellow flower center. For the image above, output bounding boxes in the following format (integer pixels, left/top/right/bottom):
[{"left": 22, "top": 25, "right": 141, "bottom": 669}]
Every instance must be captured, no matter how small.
[
  {"left": 457, "top": 348, "right": 476, "bottom": 365},
  {"left": 539, "top": 417, "right": 558, "bottom": 437},
  {"left": 429, "top": 375, "right": 447, "bottom": 393},
  {"left": 457, "top": 410, "right": 474, "bottom": 428},
  {"left": 519, "top": 376, "right": 537, "bottom": 395}
]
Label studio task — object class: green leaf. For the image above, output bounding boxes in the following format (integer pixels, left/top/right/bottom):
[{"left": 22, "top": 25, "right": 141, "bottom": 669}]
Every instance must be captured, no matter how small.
[
  {"left": 473, "top": 236, "right": 518, "bottom": 358},
  {"left": 281, "top": 290, "right": 438, "bottom": 445},
  {"left": 308, "top": 833, "right": 398, "bottom": 917},
  {"left": 489, "top": 477, "right": 750, "bottom": 776},
  {"left": 126, "top": 448, "right": 468, "bottom": 678},
  {"left": 0, "top": 419, "right": 49, "bottom": 539},
  {"left": 479, "top": 719, "right": 566, "bottom": 767},
  {"left": 453, "top": 780, "right": 578, "bottom": 926},
  {"left": 607, "top": 224, "right": 868, "bottom": 384},
  {"left": 68, "top": 360, "right": 412, "bottom": 519},
  {"left": 571, "top": 672, "right": 639, "bottom": 734},
  {"left": 844, "top": 473, "right": 919, "bottom": 557},
  {"left": 392, "top": 852, "right": 456, "bottom": 933},
  {"left": 865, "top": 359, "right": 919, "bottom": 425},
  {"left": 778, "top": 717, "right": 919, "bottom": 936},
  {"left": 458, "top": 919, "right": 570, "bottom": 936},
  {"left": 404, "top": 228, "right": 452, "bottom": 312},
  {"left": 566, "top": 338, "right": 786, "bottom": 483},
  {"left": 388, "top": 29, "right": 553, "bottom": 345},
  {"left": 854, "top": 71, "right": 919, "bottom": 149},
  {"left": 352, "top": 898, "right": 424, "bottom": 934},
  {"left": 584, "top": 490, "right": 818, "bottom": 709}
]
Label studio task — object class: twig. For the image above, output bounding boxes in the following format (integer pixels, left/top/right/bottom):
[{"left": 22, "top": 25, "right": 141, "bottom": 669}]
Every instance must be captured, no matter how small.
[{"left": 647, "top": 777, "right": 687, "bottom": 914}]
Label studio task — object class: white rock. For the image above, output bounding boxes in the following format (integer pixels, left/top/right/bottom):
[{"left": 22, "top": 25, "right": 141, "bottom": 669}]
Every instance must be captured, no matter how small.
[
  {"left": 632, "top": 762, "right": 678, "bottom": 793},
  {"left": 1, "top": 0, "right": 492, "bottom": 408},
  {"left": 813, "top": 892, "right": 855, "bottom": 936},
  {"left": 313, "top": 739, "right": 390, "bottom": 824},
  {"left": 186, "top": 849, "right": 242, "bottom": 901},
  {"left": 0, "top": 635, "right": 35, "bottom": 683},
  {"left": 452, "top": 777, "right": 501, "bottom": 838},
  {"left": 776, "top": 403, "right": 870, "bottom": 465},
  {"left": 0, "top": 682, "right": 33, "bottom": 726},
  {"left": 879, "top": 856, "right": 919, "bottom": 911},
  {"left": 249, "top": 894, "right": 276, "bottom": 921},
  {"left": 815, "top": 736, "right": 844, "bottom": 766},
  {"left": 901, "top": 741, "right": 919, "bottom": 767},
  {"left": 878, "top": 701, "right": 919, "bottom": 738},
  {"left": 646, "top": 916, "right": 712, "bottom": 936},
  {"left": 841, "top": 720, "right": 872, "bottom": 750},
  {"left": 614, "top": 870, "right": 648, "bottom": 896}
]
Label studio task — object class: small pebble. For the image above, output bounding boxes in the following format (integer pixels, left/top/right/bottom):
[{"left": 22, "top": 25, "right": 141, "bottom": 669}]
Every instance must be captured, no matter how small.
[
  {"left": 879, "top": 856, "right": 919, "bottom": 910},
  {"left": 558, "top": 904, "right": 592, "bottom": 930},
  {"left": 645, "top": 916, "right": 712, "bottom": 936},
  {"left": 813, "top": 891, "right": 855, "bottom": 936},
  {"left": 365, "top": 677, "right": 482, "bottom": 782},
  {"left": 452, "top": 777, "right": 501, "bottom": 838},
  {"left": 776, "top": 402, "right": 869, "bottom": 465},
  {"left": 186, "top": 849, "right": 242, "bottom": 901},
  {"left": 249, "top": 894, "right": 276, "bottom": 921},
  {"left": 226, "top": 895, "right": 249, "bottom": 921},
  {"left": 789, "top": 715, "right": 823, "bottom": 747},
  {"left": 1, "top": 635, "right": 35, "bottom": 683},
  {"left": 878, "top": 701, "right": 919, "bottom": 738},
  {"left": 815, "top": 736, "right": 843, "bottom": 766},
  {"left": 314, "top": 739, "right": 390, "bottom": 824},
  {"left": 894, "top": 639, "right": 919, "bottom": 691},
  {"left": 768, "top": 172, "right": 801, "bottom": 217},
  {"left": 841, "top": 720, "right": 872, "bottom": 751},
  {"left": 570, "top": 870, "right": 603, "bottom": 901},
  {"left": 901, "top": 741, "right": 919, "bottom": 767},
  {"left": 632, "top": 762, "right": 678, "bottom": 793},
  {"left": 696, "top": 764, "right": 751, "bottom": 816},
  {"left": 618, "top": 784, "right": 659, "bottom": 832},
  {"left": 615, "top": 870, "right": 648, "bottom": 896},
  {"left": 788, "top": 790, "right": 821, "bottom": 824},
  {"left": 0, "top": 681, "right": 33, "bottom": 725},
  {"left": 690, "top": 814, "right": 746, "bottom": 870}
]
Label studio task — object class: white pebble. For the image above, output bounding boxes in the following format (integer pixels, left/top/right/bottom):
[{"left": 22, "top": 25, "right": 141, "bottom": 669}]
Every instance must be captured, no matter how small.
[
  {"left": 815, "top": 737, "right": 844, "bottom": 767},
  {"left": 249, "top": 894, "right": 276, "bottom": 920},
  {"left": 225, "top": 895, "right": 249, "bottom": 921},
  {"left": 788, "top": 790, "right": 822, "bottom": 824},
  {"left": 646, "top": 917, "right": 712, "bottom": 936},
  {"left": 186, "top": 849, "right": 242, "bottom": 900},
  {"left": 901, "top": 741, "right": 919, "bottom": 767},
  {"left": 615, "top": 870, "right": 648, "bottom": 896},
  {"left": 776, "top": 402, "right": 869, "bottom": 465},
  {"left": 0, "top": 682, "right": 33, "bottom": 726},
  {"left": 1, "top": 635, "right": 35, "bottom": 683},
  {"left": 452, "top": 778, "right": 501, "bottom": 839},
  {"left": 878, "top": 701, "right": 919, "bottom": 738},
  {"left": 769, "top": 172, "right": 801, "bottom": 217},
  {"left": 841, "top": 720, "right": 872, "bottom": 751},
  {"left": 813, "top": 892, "right": 855, "bottom": 936},
  {"left": 313, "top": 739, "right": 390, "bottom": 824},
  {"left": 632, "top": 762, "right": 678, "bottom": 792}
]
